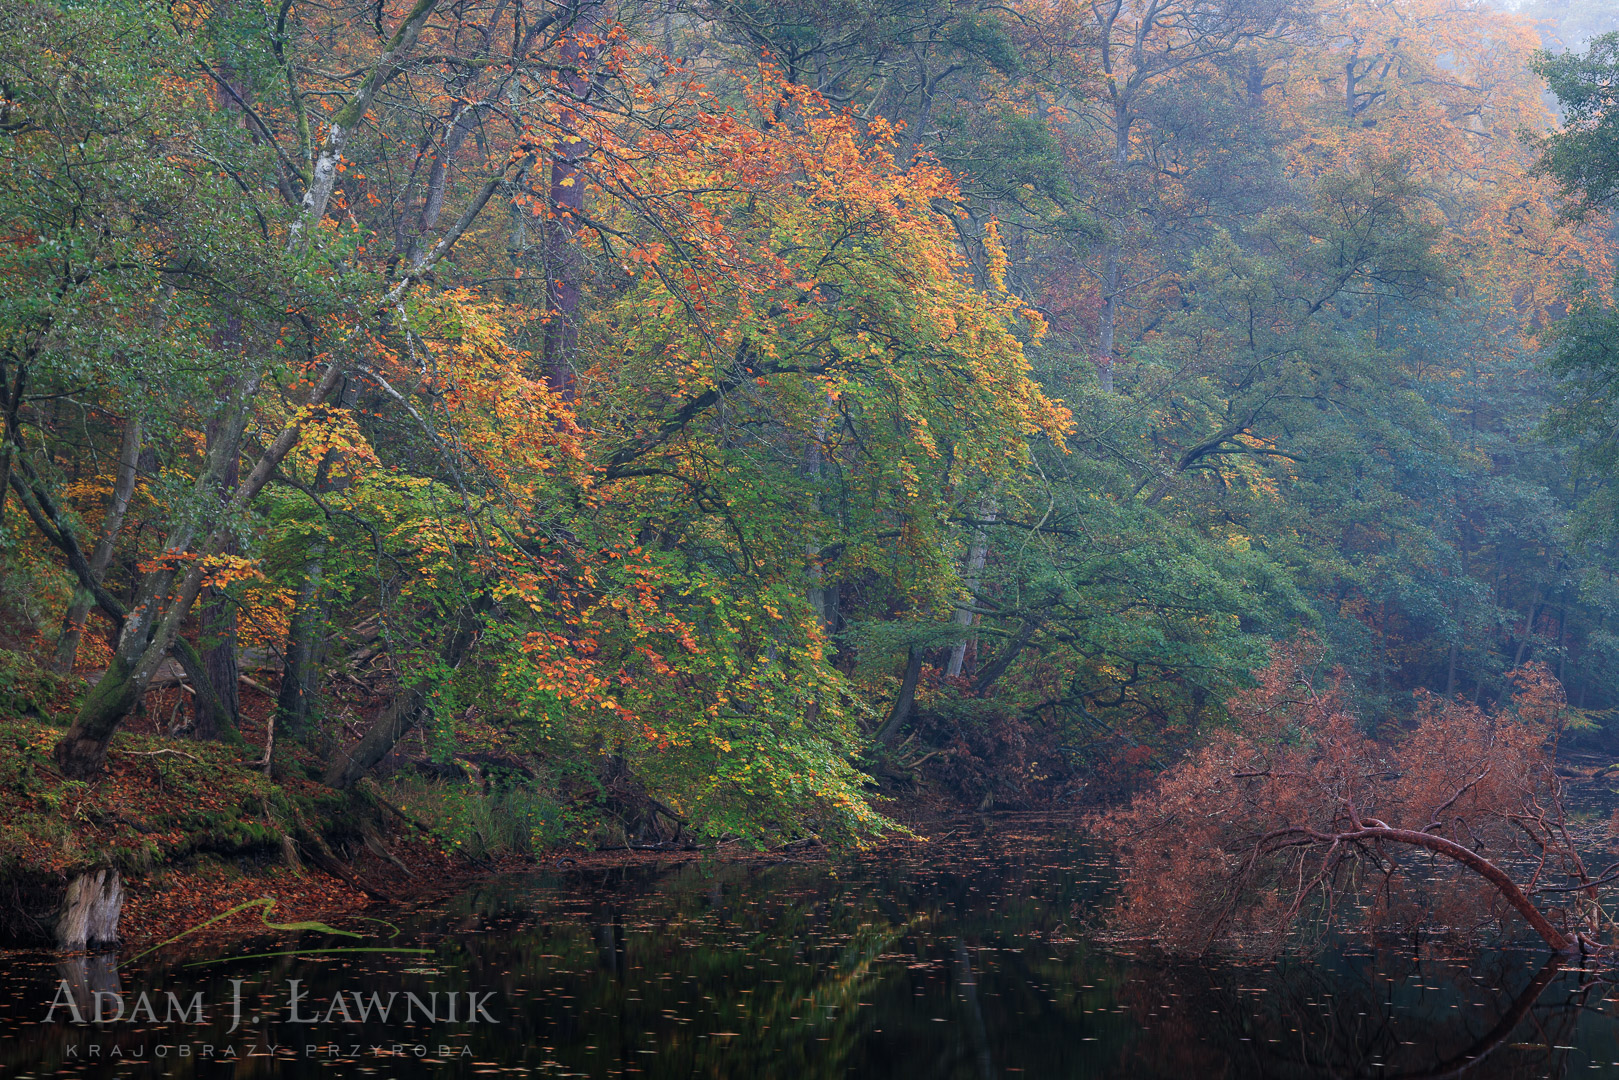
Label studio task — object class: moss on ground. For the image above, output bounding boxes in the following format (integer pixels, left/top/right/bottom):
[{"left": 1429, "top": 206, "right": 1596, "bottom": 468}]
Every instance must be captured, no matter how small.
[{"left": 0, "top": 715, "right": 343, "bottom": 883}]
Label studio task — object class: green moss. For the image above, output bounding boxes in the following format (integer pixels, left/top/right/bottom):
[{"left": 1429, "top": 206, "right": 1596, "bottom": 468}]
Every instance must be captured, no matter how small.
[
  {"left": 0, "top": 715, "right": 329, "bottom": 882},
  {"left": 0, "top": 650, "right": 64, "bottom": 723}
]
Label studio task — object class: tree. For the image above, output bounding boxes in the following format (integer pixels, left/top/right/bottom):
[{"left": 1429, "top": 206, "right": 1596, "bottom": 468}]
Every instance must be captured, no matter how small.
[
  {"left": 1068, "top": 0, "right": 1301, "bottom": 391},
  {"left": 4, "top": 0, "right": 535, "bottom": 778},
  {"left": 1534, "top": 32, "right": 1619, "bottom": 221},
  {"left": 1095, "top": 640, "right": 1612, "bottom": 954}
]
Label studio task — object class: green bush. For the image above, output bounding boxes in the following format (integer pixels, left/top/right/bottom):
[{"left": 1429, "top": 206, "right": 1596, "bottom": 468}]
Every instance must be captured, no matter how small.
[{"left": 381, "top": 773, "right": 570, "bottom": 859}]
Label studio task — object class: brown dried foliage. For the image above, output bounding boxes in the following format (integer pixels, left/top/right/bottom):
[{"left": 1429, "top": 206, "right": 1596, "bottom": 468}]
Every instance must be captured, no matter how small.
[{"left": 1094, "top": 637, "right": 1617, "bottom": 955}]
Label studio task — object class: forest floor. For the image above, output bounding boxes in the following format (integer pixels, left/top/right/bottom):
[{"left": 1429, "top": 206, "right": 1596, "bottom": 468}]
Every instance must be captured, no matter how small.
[
  {"left": 1, "top": 639, "right": 989, "bottom": 955},
  {"left": 0, "top": 709, "right": 428, "bottom": 952}
]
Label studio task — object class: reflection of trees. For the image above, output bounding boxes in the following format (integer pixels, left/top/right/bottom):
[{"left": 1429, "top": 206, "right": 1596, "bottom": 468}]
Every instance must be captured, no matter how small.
[
  {"left": 465, "top": 860, "right": 953, "bottom": 1077},
  {"left": 1121, "top": 948, "right": 1607, "bottom": 1079},
  {"left": 1395, "top": 957, "right": 1563, "bottom": 1080},
  {"left": 431, "top": 823, "right": 1125, "bottom": 1078},
  {"left": 0, "top": 822, "right": 1131, "bottom": 1078},
  {"left": 9, "top": 820, "right": 1615, "bottom": 1079}
]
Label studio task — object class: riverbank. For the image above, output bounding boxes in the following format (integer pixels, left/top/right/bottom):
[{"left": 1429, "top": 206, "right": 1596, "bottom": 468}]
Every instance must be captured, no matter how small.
[
  {"left": 0, "top": 710, "right": 528, "bottom": 951},
  {"left": 0, "top": 709, "right": 876, "bottom": 956}
]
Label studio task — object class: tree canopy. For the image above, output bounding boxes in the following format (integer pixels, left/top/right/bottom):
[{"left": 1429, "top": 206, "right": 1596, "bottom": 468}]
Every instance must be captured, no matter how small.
[{"left": 0, "top": 0, "right": 1616, "bottom": 850}]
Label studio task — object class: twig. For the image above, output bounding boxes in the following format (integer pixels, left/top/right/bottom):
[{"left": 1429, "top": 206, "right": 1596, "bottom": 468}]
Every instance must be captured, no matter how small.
[
  {"left": 255, "top": 709, "right": 276, "bottom": 776},
  {"left": 115, "top": 748, "right": 203, "bottom": 762},
  {"left": 241, "top": 675, "right": 276, "bottom": 696}
]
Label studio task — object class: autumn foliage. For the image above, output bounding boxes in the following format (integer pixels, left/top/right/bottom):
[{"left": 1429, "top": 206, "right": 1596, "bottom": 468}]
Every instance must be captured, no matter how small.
[
  {"left": 1096, "top": 642, "right": 1615, "bottom": 954},
  {"left": 1, "top": 0, "right": 1618, "bottom": 858}
]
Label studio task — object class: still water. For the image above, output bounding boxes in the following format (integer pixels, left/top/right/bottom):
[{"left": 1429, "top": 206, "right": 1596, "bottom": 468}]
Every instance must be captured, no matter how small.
[{"left": 5, "top": 813, "right": 1619, "bottom": 1078}]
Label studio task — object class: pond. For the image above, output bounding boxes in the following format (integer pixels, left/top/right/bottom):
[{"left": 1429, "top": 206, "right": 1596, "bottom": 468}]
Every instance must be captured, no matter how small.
[{"left": 5, "top": 813, "right": 1619, "bottom": 1078}]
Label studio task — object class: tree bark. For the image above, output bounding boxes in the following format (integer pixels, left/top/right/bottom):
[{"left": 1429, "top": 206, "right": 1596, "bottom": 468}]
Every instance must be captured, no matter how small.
[
  {"left": 322, "top": 687, "right": 431, "bottom": 791},
  {"left": 275, "top": 553, "right": 325, "bottom": 741},
  {"left": 874, "top": 645, "right": 923, "bottom": 747},
  {"left": 1514, "top": 593, "right": 1544, "bottom": 669},
  {"left": 540, "top": 8, "right": 603, "bottom": 404},
  {"left": 53, "top": 361, "right": 346, "bottom": 778},
  {"left": 195, "top": 596, "right": 241, "bottom": 740},
  {"left": 194, "top": 387, "right": 242, "bottom": 741},
  {"left": 52, "top": 413, "right": 143, "bottom": 672},
  {"left": 1096, "top": 243, "right": 1121, "bottom": 393},
  {"left": 946, "top": 502, "right": 995, "bottom": 678},
  {"left": 1295, "top": 824, "right": 1573, "bottom": 952},
  {"left": 972, "top": 614, "right": 1042, "bottom": 697},
  {"left": 1094, "top": 90, "right": 1130, "bottom": 394},
  {"left": 287, "top": 0, "right": 443, "bottom": 250},
  {"left": 0, "top": 358, "right": 25, "bottom": 529},
  {"left": 801, "top": 397, "right": 838, "bottom": 637},
  {"left": 170, "top": 635, "right": 245, "bottom": 745}
]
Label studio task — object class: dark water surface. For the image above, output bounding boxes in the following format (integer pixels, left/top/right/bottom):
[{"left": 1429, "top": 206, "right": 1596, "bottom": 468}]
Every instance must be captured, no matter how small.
[{"left": 5, "top": 814, "right": 1619, "bottom": 1078}]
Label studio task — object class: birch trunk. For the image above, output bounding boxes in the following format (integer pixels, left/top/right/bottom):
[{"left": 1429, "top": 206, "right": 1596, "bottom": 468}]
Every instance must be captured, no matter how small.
[
  {"left": 286, "top": 0, "right": 443, "bottom": 251},
  {"left": 945, "top": 503, "right": 996, "bottom": 678}
]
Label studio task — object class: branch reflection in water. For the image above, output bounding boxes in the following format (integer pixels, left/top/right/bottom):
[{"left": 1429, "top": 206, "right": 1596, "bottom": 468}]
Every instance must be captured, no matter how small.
[{"left": 6, "top": 818, "right": 1619, "bottom": 1078}]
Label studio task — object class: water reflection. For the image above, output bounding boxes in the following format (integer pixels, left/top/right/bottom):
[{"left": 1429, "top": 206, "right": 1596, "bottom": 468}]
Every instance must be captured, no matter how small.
[{"left": 3, "top": 815, "right": 1619, "bottom": 1077}]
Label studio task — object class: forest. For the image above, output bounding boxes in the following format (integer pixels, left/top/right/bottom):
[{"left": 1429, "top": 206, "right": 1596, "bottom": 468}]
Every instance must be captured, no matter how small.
[{"left": 2, "top": 0, "right": 1619, "bottom": 901}]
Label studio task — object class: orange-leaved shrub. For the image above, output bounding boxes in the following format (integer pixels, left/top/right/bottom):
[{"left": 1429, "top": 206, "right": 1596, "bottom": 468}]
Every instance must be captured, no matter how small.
[{"left": 1093, "top": 638, "right": 1613, "bottom": 954}]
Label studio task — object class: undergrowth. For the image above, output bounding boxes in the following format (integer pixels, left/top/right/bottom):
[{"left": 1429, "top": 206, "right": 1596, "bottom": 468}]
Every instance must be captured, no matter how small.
[{"left": 380, "top": 775, "right": 570, "bottom": 860}]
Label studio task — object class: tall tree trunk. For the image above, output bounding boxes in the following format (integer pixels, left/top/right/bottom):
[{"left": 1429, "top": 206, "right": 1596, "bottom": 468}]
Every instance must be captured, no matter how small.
[
  {"left": 276, "top": 552, "right": 325, "bottom": 741},
  {"left": 1514, "top": 593, "right": 1544, "bottom": 669},
  {"left": 946, "top": 503, "right": 995, "bottom": 679},
  {"left": 973, "top": 614, "right": 1043, "bottom": 697},
  {"left": 874, "top": 644, "right": 924, "bottom": 747},
  {"left": 1556, "top": 599, "right": 1568, "bottom": 683},
  {"left": 194, "top": 388, "right": 242, "bottom": 741},
  {"left": 1097, "top": 244, "right": 1120, "bottom": 394},
  {"left": 171, "top": 635, "right": 245, "bottom": 745},
  {"left": 801, "top": 398, "right": 837, "bottom": 637},
  {"left": 1095, "top": 103, "right": 1131, "bottom": 394},
  {"left": 52, "top": 413, "right": 143, "bottom": 672},
  {"left": 195, "top": 580, "right": 241, "bottom": 739},
  {"left": 1245, "top": 53, "right": 1268, "bottom": 111},
  {"left": 540, "top": 10, "right": 602, "bottom": 403},
  {"left": 0, "top": 358, "right": 24, "bottom": 529}
]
